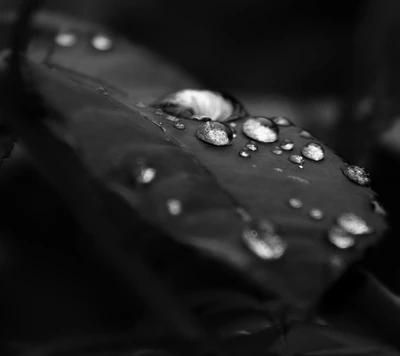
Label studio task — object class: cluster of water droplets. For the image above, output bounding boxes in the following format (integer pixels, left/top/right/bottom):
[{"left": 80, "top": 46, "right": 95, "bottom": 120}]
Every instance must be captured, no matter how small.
[{"left": 287, "top": 198, "right": 324, "bottom": 220}]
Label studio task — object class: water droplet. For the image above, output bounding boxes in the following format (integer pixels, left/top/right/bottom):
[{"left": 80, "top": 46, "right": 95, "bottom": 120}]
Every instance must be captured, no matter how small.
[
  {"left": 242, "top": 220, "right": 286, "bottom": 260},
  {"left": 309, "top": 208, "right": 324, "bottom": 220},
  {"left": 154, "top": 109, "right": 164, "bottom": 116},
  {"left": 135, "top": 101, "right": 147, "bottom": 108},
  {"left": 242, "top": 117, "right": 279, "bottom": 143},
  {"left": 280, "top": 139, "right": 294, "bottom": 151},
  {"left": 165, "top": 115, "right": 179, "bottom": 122},
  {"left": 288, "top": 198, "right": 303, "bottom": 209},
  {"left": 231, "top": 126, "right": 237, "bottom": 138},
  {"left": 230, "top": 122, "right": 237, "bottom": 127},
  {"left": 271, "top": 147, "right": 283, "bottom": 155},
  {"left": 302, "top": 142, "right": 324, "bottom": 161},
  {"left": 91, "top": 34, "right": 113, "bottom": 51},
  {"left": 135, "top": 165, "right": 156, "bottom": 184},
  {"left": 371, "top": 200, "right": 387, "bottom": 216},
  {"left": 233, "top": 133, "right": 237, "bottom": 138},
  {"left": 327, "top": 226, "right": 356, "bottom": 249},
  {"left": 167, "top": 199, "right": 182, "bottom": 216},
  {"left": 342, "top": 165, "right": 370, "bottom": 186},
  {"left": 245, "top": 141, "right": 258, "bottom": 151},
  {"left": 239, "top": 149, "right": 251, "bottom": 158},
  {"left": 96, "top": 86, "right": 108, "bottom": 95},
  {"left": 300, "top": 130, "right": 313, "bottom": 139},
  {"left": 196, "top": 122, "right": 233, "bottom": 146},
  {"left": 173, "top": 122, "right": 185, "bottom": 130},
  {"left": 299, "top": 165, "right": 304, "bottom": 169},
  {"left": 274, "top": 168, "right": 283, "bottom": 172},
  {"left": 54, "top": 31, "right": 78, "bottom": 47},
  {"left": 273, "top": 116, "right": 292, "bottom": 126},
  {"left": 337, "top": 213, "right": 372, "bottom": 235},
  {"left": 289, "top": 155, "right": 305, "bottom": 165}
]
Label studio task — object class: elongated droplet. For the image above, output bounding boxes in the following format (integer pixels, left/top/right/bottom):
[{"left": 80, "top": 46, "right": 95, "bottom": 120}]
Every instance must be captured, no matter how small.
[
  {"left": 245, "top": 141, "right": 258, "bottom": 151},
  {"left": 239, "top": 149, "right": 251, "bottom": 158},
  {"left": 165, "top": 115, "right": 179, "bottom": 122},
  {"left": 54, "top": 31, "right": 78, "bottom": 47},
  {"left": 337, "top": 213, "right": 372, "bottom": 235},
  {"left": 196, "top": 122, "right": 233, "bottom": 146},
  {"left": 289, "top": 155, "right": 305, "bottom": 165},
  {"left": 280, "top": 139, "right": 294, "bottom": 151},
  {"left": 154, "top": 109, "right": 164, "bottom": 116},
  {"left": 327, "top": 226, "right": 356, "bottom": 249},
  {"left": 230, "top": 122, "right": 237, "bottom": 127},
  {"left": 173, "top": 122, "right": 185, "bottom": 130},
  {"left": 242, "top": 117, "right": 279, "bottom": 143},
  {"left": 274, "top": 168, "right": 283, "bottom": 172},
  {"left": 302, "top": 142, "right": 324, "bottom": 161},
  {"left": 371, "top": 200, "right": 386, "bottom": 216},
  {"left": 167, "top": 199, "right": 182, "bottom": 216},
  {"left": 271, "top": 147, "right": 283, "bottom": 155},
  {"left": 135, "top": 101, "right": 147, "bottom": 108},
  {"left": 300, "top": 130, "right": 313, "bottom": 139},
  {"left": 342, "top": 165, "right": 370, "bottom": 186},
  {"left": 273, "top": 116, "right": 292, "bottom": 126},
  {"left": 288, "top": 198, "right": 303, "bottom": 209},
  {"left": 309, "top": 208, "right": 324, "bottom": 220},
  {"left": 242, "top": 220, "right": 286, "bottom": 260}
]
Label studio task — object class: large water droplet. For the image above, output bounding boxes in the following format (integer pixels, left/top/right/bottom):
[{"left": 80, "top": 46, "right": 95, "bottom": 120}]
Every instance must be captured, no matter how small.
[
  {"left": 173, "top": 122, "right": 186, "bottom": 130},
  {"left": 271, "top": 147, "right": 283, "bottom": 155},
  {"left": 167, "top": 199, "right": 182, "bottom": 216},
  {"left": 273, "top": 116, "right": 292, "bottom": 126},
  {"left": 300, "top": 130, "right": 313, "bottom": 139},
  {"left": 91, "top": 34, "right": 113, "bottom": 51},
  {"left": 196, "top": 122, "right": 233, "bottom": 146},
  {"left": 337, "top": 213, "right": 372, "bottom": 235},
  {"left": 302, "top": 142, "right": 324, "bottom": 161},
  {"left": 165, "top": 115, "right": 179, "bottom": 122},
  {"left": 288, "top": 198, "right": 303, "bottom": 209},
  {"left": 371, "top": 200, "right": 387, "bottom": 216},
  {"left": 309, "top": 208, "right": 324, "bottom": 220},
  {"left": 280, "top": 139, "right": 294, "bottom": 151},
  {"left": 242, "top": 220, "right": 286, "bottom": 260},
  {"left": 327, "top": 226, "right": 356, "bottom": 249},
  {"left": 135, "top": 165, "right": 156, "bottom": 184},
  {"left": 242, "top": 117, "right": 279, "bottom": 143},
  {"left": 239, "top": 149, "right": 251, "bottom": 158},
  {"left": 245, "top": 141, "right": 258, "bottom": 151},
  {"left": 54, "top": 31, "right": 78, "bottom": 47},
  {"left": 289, "top": 155, "right": 305, "bottom": 165},
  {"left": 342, "top": 165, "right": 370, "bottom": 186}
]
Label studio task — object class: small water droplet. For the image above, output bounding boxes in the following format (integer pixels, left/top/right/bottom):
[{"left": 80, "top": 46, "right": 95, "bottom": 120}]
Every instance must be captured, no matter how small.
[
  {"left": 96, "top": 86, "right": 108, "bottom": 95},
  {"left": 173, "top": 122, "right": 185, "bottom": 130},
  {"left": 287, "top": 175, "right": 310, "bottom": 184},
  {"left": 327, "top": 226, "right": 356, "bottom": 249},
  {"left": 300, "top": 130, "right": 313, "bottom": 139},
  {"left": 91, "top": 34, "right": 113, "bottom": 51},
  {"left": 135, "top": 101, "right": 146, "bottom": 108},
  {"left": 337, "top": 213, "right": 372, "bottom": 235},
  {"left": 271, "top": 147, "right": 283, "bottom": 155},
  {"left": 167, "top": 199, "right": 182, "bottom": 216},
  {"left": 280, "top": 139, "right": 294, "bottom": 151},
  {"left": 299, "top": 165, "right": 304, "bottom": 169},
  {"left": 242, "top": 117, "right": 279, "bottom": 143},
  {"left": 342, "top": 165, "right": 370, "bottom": 186},
  {"left": 288, "top": 198, "right": 303, "bottom": 209},
  {"left": 154, "top": 109, "right": 164, "bottom": 116},
  {"left": 165, "top": 115, "right": 179, "bottom": 122},
  {"left": 242, "top": 220, "right": 286, "bottom": 260},
  {"left": 196, "top": 121, "right": 233, "bottom": 146},
  {"left": 135, "top": 165, "right": 156, "bottom": 184},
  {"left": 273, "top": 116, "right": 292, "bottom": 126},
  {"left": 289, "top": 155, "right": 305, "bottom": 165},
  {"left": 274, "top": 168, "right": 283, "bottom": 172},
  {"left": 371, "top": 200, "right": 387, "bottom": 216},
  {"left": 233, "top": 133, "right": 237, "bottom": 138},
  {"left": 309, "top": 208, "right": 324, "bottom": 220},
  {"left": 230, "top": 122, "right": 237, "bottom": 127},
  {"left": 302, "top": 142, "right": 324, "bottom": 161},
  {"left": 54, "top": 31, "right": 77, "bottom": 47},
  {"left": 239, "top": 149, "right": 251, "bottom": 158},
  {"left": 245, "top": 141, "right": 258, "bottom": 151}
]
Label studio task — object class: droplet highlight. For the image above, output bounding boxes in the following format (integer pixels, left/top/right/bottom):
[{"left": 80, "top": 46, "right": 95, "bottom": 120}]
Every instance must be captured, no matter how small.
[
  {"left": 342, "top": 165, "right": 370, "bottom": 186},
  {"left": 337, "top": 213, "right": 372, "bottom": 235},
  {"left": 300, "top": 130, "right": 313, "bottom": 139},
  {"left": 54, "top": 31, "right": 77, "bottom": 47},
  {"left": 167, "top": 199, "right": 182, "bottom": 216},
  {"left": 242, "top": 117, "right": 279, "bottom": 143},
  {"left": 135, "top": 101, "right": 147, "bottom": 108},
  {"left": 309, "top": 208, "right": 324, "bottom": 220},
  {"left": 239, "top": 149, "right": 251, "bottom": 158},
  {"left": 302, "top": 142, "right": 324, "bottom": 161},
  {"left": 327, "top": 226, "right": 356, "bottom": 249},
  {"left": 273, "top": 116, "right": 292, "bottom": 126},
  {"left": 196, "top": 122, "right": 233, "bottom": 146},
  {"left": 245, "top": 141, "right": 258, "bottom": 151},
  {"left": 91, "top": 34, "right": 113, "bottom": 51},
  {"left": 135, "top": 165, "right": 156, "bottom": 184},
  {"left": 289, "top": 155, "right": 305, "bottom": 165},
  {"left": 288, "top": 198, "right": 303, "bottom": 209},
  {"left": 154, "top": 109, "right": 164, "bottom": 116},
  {"left": 173, "top": 122, "right": 185, "bottom": 130},
  {"left": 271, "top": 147, "right": 283, "bottom": 155},
  {"left": 280, "top": 139, "right": 294, "bottom": 151},
  {"left": 165, "top": 115, "right": 179, "bottom": 122}
]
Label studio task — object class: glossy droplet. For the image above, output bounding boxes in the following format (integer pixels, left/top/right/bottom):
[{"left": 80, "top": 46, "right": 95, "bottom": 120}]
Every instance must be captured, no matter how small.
[
  {"left": 196, "top": 122, "right": 233, "bottom": 146},
  {"left": 242, "top": 117, "right": 279, "bottom": 143},
  {"left": 165, "top": 115, "right": 179, "bottom": 122},
  {"left": 309, "top": 208, "right": 324, "bottom": 220},
  {"left": 302, "top": 142, "right": 324, "bottom": 161},
  {"left": 371, "top": 200, "right": 386, "bottom": 216},
  {"left": 239, "top": 149, "right": 251, "bottom": 158},
  {"left": 342, "top": 165, "right": 370, "bottom": 186},
  {"left": 273, "top": 116, "right": 292, "bottom": 126},
  {"left": 300, "top": 130, "right": 313, "bottom": 139},
  {"left": 91, "top": 34, "right": 113, "bottom": 51},
  {"left": 154, "top": 109, "right": 164, "bottom": 116},
  {"left": 289, "top": 155, "right": 305, "bottom": 165},
  {"left": 230, "top": 122, "right": 237, "bottom": 127},
  {"left": 280, "top": 139, "right": 294, "bottom": 151},
  {"left": 54, "top": 31, "right": 77, "bottom": 47},
  {"left": 337, "top": 213, "right": 372, "bottom": 235},
  {"left": 274, "top": 168, "right": 283, "bottom": 172},
  {"left": 327, "top": 226, "right": 356, "bottom": 249},
  {"left": 242, "top": 220, "right": 286, "bottom": 260},
  {"left": 136, "top": 166, "right": 156, "bottom": 184},
  {"left": 96, "top": 86, "right": 108, "bottom": 95},
  {"left": 288, "top": 198, "right": 303, "bottom": 209},
  {"left": 271, "top": 147, "right": 283, "bottom": 155},
  {"left": 167, "top": 199, "right": 182, "bottom": 216},
  {"left": 245, "top": 141, "right": 258, "bottom": 151},
  {"left": 173, "top": 122, "right": 185, "bottom": 130},
  {"left": 135, "top": 101, "right": 147, "bottom": 108},
  {"left": 231, "top": 126, "right": 237, "bottom": 138}
]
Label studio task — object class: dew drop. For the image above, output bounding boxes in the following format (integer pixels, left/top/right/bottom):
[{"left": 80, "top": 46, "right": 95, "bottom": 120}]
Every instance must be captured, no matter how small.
[
  {"left": 165, "top": 115, "right": 179, "bottom": 122},
  {"left": 371, "top": 200, "right": 387, "bottom": 216},
  {"left": 54, "top": 31, "right": 78, "bottom": 47},
  {"left": 173, "top": 122, "right": 186, "bottom": 130},
  {"left": 302, "top": 142, "right": 324, "bottom": 161},
  {"left": 342, "top": 165, "right": 370, "bottom": 186},
  {"left": 280, "top": 139, "right": 294, "bottom": 151},
  {"left": 91, "top": 34, "right": 113, "bottom": 51},
  {"left": 288, "top": 198, "right": 303, "bottom": 209},
  {"left": 327, "top": 226, "right": 356, "bottom": 249},
  {"left": 239, "top": 149, "right": 251, "bottom": 158},
  {"left": 273, "top": 116, "right": 292, "bottom": 126},
  {"left": 337, "top": 213, "right": 372, "bottom": 235},
  {"left": 271, "top": 147, "right": 283, "bottom": 155},
  {"left": 135, "top": 165, "right": 156, "bottom": 184},
  {"left": 229, "top": 122, "right": 237, "bottom": 128},
  {"left": 242, "top": 117, "right": 279, "bottom": 143},
  {"left": 167, "top": 199, "right": 182, "bottom": 216},
  {"left": 242, "top": 220, "right": 286, "bottom": 260},
  {"left": 309, "top": 208, "right": 324, "bottom": 220},
  {"left": 154, "top": 109, "right": 164, "bottom": 116},
  {"left": 96, "top": 86, "right": 108, "bottom": 95},
  {"left": 289, "top": 154, "right": 305, "bottom": 165},
  {"left": 135, "top": 101, "right": 147, "bottom": 108},
  {"left": 196, "top": 121, "right": 233, "bottom": 146},
  {"left": 300, "top": 130, "right": 313, "bottom": 139},
  {"left": 245, "top": 141, "right": 258, "bottom": 151},
  {"left": 274, "top": 168, "right": 283, "bottom": 172}
]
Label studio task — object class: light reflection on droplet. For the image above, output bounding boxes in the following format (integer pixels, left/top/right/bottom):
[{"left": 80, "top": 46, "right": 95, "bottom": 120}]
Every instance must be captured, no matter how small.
[
  {"left": 167, "top": 199, "right": 182, "bottom": 216},
  {"left": 54, "top": 31, "right": 78, "bottom": 47},
  {"left": 327, "top": 226, "right": 356, "bottom": 249},
  {"left": 337, "top": 213, "right": 372, "bottom": 235},
  {"left": 242, "top": 117, "right": 279, "bottom": 143},
  {"left": 288, "top": 198, "right": 303, "bottom": 209},
  {"left": 91, "top": 34, "right": 113, "bottom": 51},
  {"left": 309, "top": 208, "right": 324, "bottom": 220},
  {"left": 196, "top": 122, "right": 233, "bottom": 146}
]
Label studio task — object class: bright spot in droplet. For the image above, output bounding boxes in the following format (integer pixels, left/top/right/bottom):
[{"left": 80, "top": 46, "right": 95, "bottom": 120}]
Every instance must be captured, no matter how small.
[{"left": 167, "top": 199, "right": 182, "bottom": 216}]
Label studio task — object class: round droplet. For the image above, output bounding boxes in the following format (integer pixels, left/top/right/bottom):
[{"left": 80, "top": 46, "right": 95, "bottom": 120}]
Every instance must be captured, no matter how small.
[
  {"left": 337, "top": 213, "right": 372, "bottom": 235},
  {"left": 273, "top": 116, "right": 292, "bottom": 126},
  {"left": 309, "top": 208, "right": 324, "bottom": 220},
  {"left": 135, "top": 101, "right": 147, "bottom": 108},
  {"left": 245, "top": 141, "right": 258, "bottom": 151},
  {"left": 288, "top": 198, "right": 303, "bottom": 209},
  {"left": 91, "top": 34, "right": 113, "bottom": 51},
  {"left": 342, "top": 165, "right": 370, "bottom": 186},
  {"left": 173, "top": 122, "right": 185, "bottom": 130},
  {"left": 300, "top": 130, "right": 313, "bottom": 139},
  {"left": 239, "top": 149, "right": 251, "bottom": 158},
  {"left": 167, "top": 199, "right": 182, "bottom": 216},
  {"left": 154, "top": 109, "right": 164, "bottom": 116},
  {"left": 271, "top": 147, "right": 283, "bottom": 155},
  {"left": 280, "top": 139, "right": 294, "bottom": 151},
  {"left": 242, "top": 220, "right": 286, "bottom": 260},
  {"left": 54, "top": 31, "right": 78, "bottom": 47},
  {"left": 327, "top": 226, "right": 356, "bottom": 249},
  {"left": 289, "top": 155, "right": 305, "bottom": 165},
  {"left": 242, "top": 117, "right": 279, "bottom": 143},
  {"left": 371, "top": 200, "right": 386, "bottom": 216},
  {"left": 135, "top": 165, "right": 156, "bottom": 184},
  {"left": 230, "top": 122, "right": 237, "bottom": 127},
  {"left": 196, "top": 122, "right": 233, "bottom": 146},
  {"left": 302, "top": 142, "right": 324, "bottom": 161}
]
